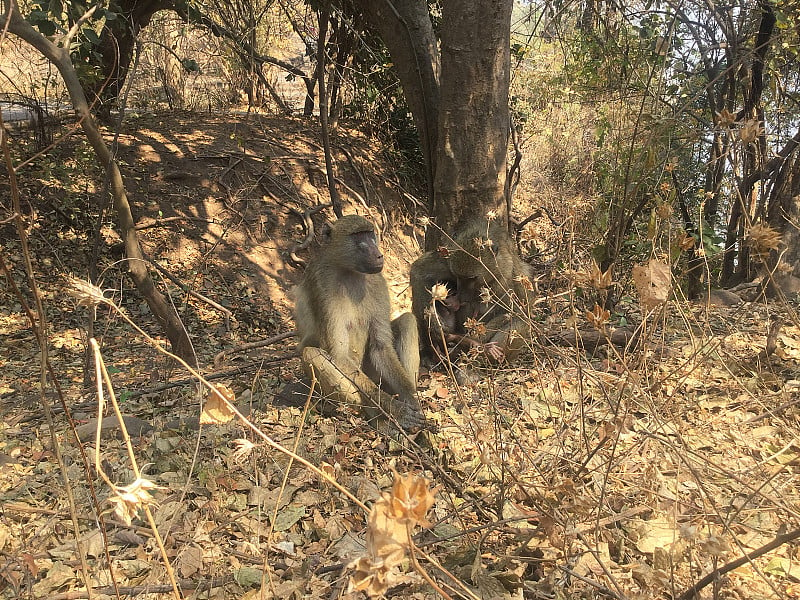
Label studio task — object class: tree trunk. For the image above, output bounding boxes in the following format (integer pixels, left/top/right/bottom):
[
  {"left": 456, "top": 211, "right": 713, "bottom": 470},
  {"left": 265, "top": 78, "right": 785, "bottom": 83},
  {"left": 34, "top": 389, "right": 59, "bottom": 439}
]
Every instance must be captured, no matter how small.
[
  {"left": 4, "top": 2, "right": 196, "bottom": 365},
  {"left": 431, "top": 0, "right": 513, "bottom": 248},
  {"left": 92, "top": 0, "right": 174, "bottom": 117},
  {"left": 720, "top": 4, "right": 775, "bottom": 286},
  {"left": 353, "top": 0, "right": 512, "bottom": 248},
  {"left": 766, "top": 151, "right": 800, "bottom": 296},
  {"left": 357, "top": 0, "right": 440, "bottom": 213}
]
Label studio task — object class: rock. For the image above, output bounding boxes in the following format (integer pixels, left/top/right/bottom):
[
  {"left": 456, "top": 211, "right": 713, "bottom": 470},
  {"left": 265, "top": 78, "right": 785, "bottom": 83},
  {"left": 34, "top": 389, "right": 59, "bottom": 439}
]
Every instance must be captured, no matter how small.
[
  {"left": 704, "top": 289, "right": 743, "bottom": 306},
  {"left": 75, "top": 415, "right": 154, "bottom": 442}
]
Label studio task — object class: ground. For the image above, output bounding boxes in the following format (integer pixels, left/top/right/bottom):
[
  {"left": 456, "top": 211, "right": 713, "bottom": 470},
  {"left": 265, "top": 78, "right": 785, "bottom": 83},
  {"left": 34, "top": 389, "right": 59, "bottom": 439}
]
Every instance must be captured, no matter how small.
[{"left": 2, "top": 112, "right": 800, "bottom": 600}]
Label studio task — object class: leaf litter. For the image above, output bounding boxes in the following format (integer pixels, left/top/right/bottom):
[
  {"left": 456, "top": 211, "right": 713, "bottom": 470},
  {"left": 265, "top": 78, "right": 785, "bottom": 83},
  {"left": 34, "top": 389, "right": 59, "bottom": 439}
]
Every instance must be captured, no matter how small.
[{"left": 2, "top": 114, "right": 800, "bottom": 599}]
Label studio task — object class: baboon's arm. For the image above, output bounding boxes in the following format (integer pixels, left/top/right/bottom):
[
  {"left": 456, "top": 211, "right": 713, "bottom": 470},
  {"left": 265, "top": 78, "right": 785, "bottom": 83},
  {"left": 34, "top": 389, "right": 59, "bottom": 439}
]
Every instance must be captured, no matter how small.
[{"left": 303, "top": 347, "right": 424, "bottom": 432}]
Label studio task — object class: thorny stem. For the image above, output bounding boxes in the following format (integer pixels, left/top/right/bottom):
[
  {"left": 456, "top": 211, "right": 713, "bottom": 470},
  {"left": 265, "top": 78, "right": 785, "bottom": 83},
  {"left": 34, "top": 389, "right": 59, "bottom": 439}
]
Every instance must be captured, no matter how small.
[
  {"left": 93, "top": 293, "right": 369, "bottom": 513},
  {"left": 91, "top": 338, "right": 183, "bottom": 600},
  {"left": 2, "top": 106, "right": 96, "bottom": 599}
]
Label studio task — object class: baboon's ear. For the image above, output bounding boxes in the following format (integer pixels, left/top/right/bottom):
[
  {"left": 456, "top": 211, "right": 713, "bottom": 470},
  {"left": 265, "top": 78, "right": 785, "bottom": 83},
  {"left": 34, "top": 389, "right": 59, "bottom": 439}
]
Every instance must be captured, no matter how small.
[{"left": 320, "top": 222, "right": 333, "bottom": 242}]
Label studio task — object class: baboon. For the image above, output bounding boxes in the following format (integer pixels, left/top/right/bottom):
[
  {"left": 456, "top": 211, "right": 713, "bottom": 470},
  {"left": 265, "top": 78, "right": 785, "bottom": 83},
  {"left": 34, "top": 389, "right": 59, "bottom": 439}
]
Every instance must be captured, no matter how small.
[
  {"left": 293, "top": 214, "right": 425, "bottom": 432},
  {"left": 448, "top": 219, "right": 534, "bottom": 360},
  {"left": 410, "top": 251, "right": 505, "bottom": 363}
]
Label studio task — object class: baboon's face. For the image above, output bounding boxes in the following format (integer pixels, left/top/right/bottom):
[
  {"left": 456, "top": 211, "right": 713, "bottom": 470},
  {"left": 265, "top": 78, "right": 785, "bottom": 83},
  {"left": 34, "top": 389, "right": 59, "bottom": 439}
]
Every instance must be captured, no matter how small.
[
  {"left": 456, "top": 275, "right": 483, "bottom": 307},
  {"left": 438, "top": 284, "right": 461, "bottom": 313},
  {"left": 350, "top": 229, "right": 384, "bottom": 274}
]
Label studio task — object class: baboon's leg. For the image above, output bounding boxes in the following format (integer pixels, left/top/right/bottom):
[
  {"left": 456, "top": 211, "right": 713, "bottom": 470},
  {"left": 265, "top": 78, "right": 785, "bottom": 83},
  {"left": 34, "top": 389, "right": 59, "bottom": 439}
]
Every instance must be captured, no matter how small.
[
  {"left": 302, "top": 347, "right": 409, "bottom": 424},
  {"left": 391, "top": 311, "right": 420, "bottom": 386},
  {"left": 482, "top": 314, "right": 530, "bottom": 361}
]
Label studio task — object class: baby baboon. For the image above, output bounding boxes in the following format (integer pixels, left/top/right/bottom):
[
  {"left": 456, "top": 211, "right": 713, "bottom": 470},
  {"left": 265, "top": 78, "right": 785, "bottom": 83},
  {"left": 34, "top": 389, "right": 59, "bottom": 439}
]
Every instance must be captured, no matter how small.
[
  {"left": 448, "top": 219, "right": 534, "bottom": 360},
  {"left": 293, "top": 214, "right": 425, "bottom": 432},
  {"left": 410, "top": 250, "right": 455, "bottom": 361},
  {"left": 410, "top": 250, "right": 504, "bottom": 363}
]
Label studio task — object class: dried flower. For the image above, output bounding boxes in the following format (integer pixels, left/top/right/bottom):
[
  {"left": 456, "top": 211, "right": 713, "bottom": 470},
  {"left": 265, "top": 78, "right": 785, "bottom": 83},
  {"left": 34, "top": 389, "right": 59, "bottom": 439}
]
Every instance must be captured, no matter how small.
[
  {"left": 107, "top": 478, "right": 163, "bottom": 525},
  {"left": 66, "top": 276, "right": 108, "bottom": 308},
  {"left": 230, "top": 438, "right": 256, "bottom": 462},
  {"left": 348, "top": 472, "right": 437, "bottom": 597},
  {"left": 586, "top": 304, "right": 610, "bottom": 330},
  {"left": 746, "top": 223, "right": 781, "bottom": 262},
  {"left": 740, "top": 119, "right": 764, "bottom": 144},
  {"left": 429, "top": 283, "right": 450, "bottom": 303},
  {"left": 715, "top": 107, "right": 736, "bottom": 128}
]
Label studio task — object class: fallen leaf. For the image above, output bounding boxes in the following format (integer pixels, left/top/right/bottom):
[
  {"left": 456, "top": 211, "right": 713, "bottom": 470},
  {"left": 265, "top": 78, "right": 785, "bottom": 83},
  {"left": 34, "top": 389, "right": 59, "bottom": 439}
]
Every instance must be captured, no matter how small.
[
  {"left": 200, "top": 384, "right": 236, "bottom": 424},
  {"left": 176, "top": 545, "right": 203, "bottom": 578},
  {"left": 632, "top": 260, "right": 671, "bottom": 311},
  {"left": 273, "top": 504, "right": 306, "bottom": 532}
]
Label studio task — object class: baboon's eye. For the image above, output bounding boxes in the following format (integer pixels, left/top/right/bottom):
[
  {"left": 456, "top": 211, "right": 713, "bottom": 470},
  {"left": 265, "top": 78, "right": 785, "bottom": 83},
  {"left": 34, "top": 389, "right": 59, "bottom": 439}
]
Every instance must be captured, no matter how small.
[{"left": 352, "top": 230, "right": 378, "bottom": 247}]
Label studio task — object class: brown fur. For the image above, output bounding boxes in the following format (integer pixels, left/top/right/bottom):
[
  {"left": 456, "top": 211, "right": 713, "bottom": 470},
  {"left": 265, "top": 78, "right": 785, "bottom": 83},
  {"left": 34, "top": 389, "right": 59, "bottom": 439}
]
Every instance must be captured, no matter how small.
[
  {"left": 410, "top": 249, "right": 507, "bottom": 364},
  {"left": 293, "top": 215, "right": 424, "bottom": 432},
  {"left": 447, "top": 219, "right": 534, "bottom": 359}
]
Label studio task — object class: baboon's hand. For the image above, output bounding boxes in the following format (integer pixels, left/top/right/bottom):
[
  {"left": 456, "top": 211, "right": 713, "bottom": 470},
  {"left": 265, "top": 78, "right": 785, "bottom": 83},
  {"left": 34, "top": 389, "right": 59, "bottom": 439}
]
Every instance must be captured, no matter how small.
[
  {"left": 484, "top": 342, "right": 506, "bottom": 362},
  {"left": 395, "top": 395, "right": 427, "bottom": 432}
]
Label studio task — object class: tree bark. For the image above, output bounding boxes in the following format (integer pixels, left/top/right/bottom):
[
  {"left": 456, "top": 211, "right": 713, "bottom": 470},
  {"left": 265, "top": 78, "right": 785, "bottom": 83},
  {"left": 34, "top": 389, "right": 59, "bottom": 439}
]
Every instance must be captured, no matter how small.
[
  {"left": 720, "top": 3, "right": 775, "bottom": 285},
  {"left": 3, "top": 1, "right": 196, "bottom": 364},
  {"left": 432, "top": 0, "right": 513, "bottom": 248},
  {"left": 91, "top": 0, "right": 174, "bottom": 117},
  {"left": 357, "top": 0, "right": 440, "bottom": 214},
  {"left": 351, "top": 0, "right": 513, "bottom": 248}
]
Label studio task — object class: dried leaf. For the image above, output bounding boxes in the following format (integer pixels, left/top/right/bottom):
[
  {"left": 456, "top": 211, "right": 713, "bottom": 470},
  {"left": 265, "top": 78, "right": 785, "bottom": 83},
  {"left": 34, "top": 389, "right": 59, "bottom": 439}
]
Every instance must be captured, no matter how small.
[
  {"left": 234, "top": 566, "right": 264, "bottom": 588},
  {"left": 107, "top": 478, "right": 162, "bottom": 525},
  {"left": 678, "top": 232, "right": 695, "bottom": 251},
  {"left": 81, "top": 530, "right": 104, "bottom": 558},
  {"left": 273, "top": 505, "right": 306, "bottom": 532},
  {"left": 472, "top": 565, "right": 508, "bottom": 598},
  {"left": 632, "top": 260, "right": 671, "bottom": 311},
  {"left": 176, "top": 545, "right": 203, "bottom": 578},
  {"left": 629, "top": 515, "right": 680, "bottom": 553},
  {"left": 200, "top": 384, "right": 236, "bottom": 425},
  {"left": 31, "top": 562, "right": 76, "bottom": 597}
]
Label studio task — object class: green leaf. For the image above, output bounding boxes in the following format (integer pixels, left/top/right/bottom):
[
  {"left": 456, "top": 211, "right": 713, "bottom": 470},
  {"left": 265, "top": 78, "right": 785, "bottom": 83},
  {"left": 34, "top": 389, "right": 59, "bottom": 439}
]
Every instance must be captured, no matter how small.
[
  {"left": 181, "top": 59, "right": 200, "bottom": 73},
  {"left": 233, "top": 567, "right": 263, "bottom": 588},
  {"left": 83, "top": 28, "right": 101, "bottom": 45},
  {"left": 272, "top": 505, "right": 305, "bottom": 532}
]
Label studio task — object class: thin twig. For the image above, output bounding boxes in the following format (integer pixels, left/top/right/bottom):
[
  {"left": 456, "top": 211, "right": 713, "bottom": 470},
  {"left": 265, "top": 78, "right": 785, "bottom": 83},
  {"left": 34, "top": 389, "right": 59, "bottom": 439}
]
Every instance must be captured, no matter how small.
[
  {"left": 48, "top": 577, "right": 234, "bottom": 600},
  {"left": 676, "top": 527, "right": 800, "bottom": 600},
  {"left": 135, "top": 216, "right": 217, "bottom": 230},
  {"left": 213, "top": 330, "right": 297, "bottom": 365},
  {"left": 144, "top": 252, "right": 233, "bottom": 329},
  {"left": 125, "top": 354, "right": 298, "bottom": 398}
]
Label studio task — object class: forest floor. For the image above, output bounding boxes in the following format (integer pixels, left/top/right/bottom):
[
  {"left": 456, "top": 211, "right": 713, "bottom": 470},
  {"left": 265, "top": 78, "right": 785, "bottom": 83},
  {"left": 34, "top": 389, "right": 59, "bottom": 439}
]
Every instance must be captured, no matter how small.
[{"left": 2, "top": 111, "right": 800, "bottom": 600}]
